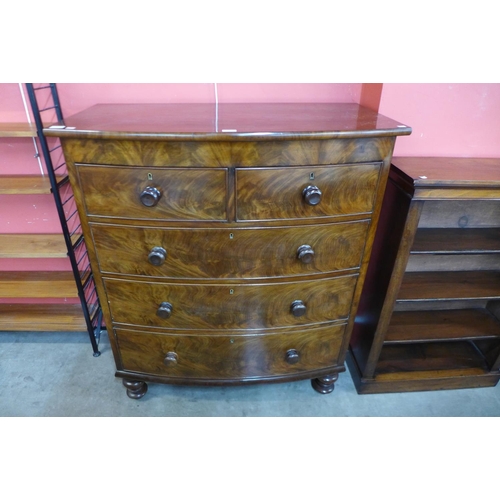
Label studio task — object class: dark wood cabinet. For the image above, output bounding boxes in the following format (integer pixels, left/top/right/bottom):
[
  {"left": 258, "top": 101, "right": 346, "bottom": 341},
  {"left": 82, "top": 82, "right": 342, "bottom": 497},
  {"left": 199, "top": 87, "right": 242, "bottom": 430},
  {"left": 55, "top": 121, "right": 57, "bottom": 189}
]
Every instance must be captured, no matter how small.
[
  {"left": 348, "top": 157, "right": 500, "bottom": 393},
  {"left": 45, "top": 103, "right": 410, "bottom": 398}
]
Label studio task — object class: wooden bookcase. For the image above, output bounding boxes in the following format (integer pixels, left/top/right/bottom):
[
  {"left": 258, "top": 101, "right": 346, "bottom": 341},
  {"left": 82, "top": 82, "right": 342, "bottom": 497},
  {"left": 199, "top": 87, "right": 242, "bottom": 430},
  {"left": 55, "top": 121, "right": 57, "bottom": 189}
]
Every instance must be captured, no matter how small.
[
  {"left": 347, "top": 157, "right": 500, "bottom": 393},
  {"left": 0, "top": 122, "right": 84, "bottom": 331}
]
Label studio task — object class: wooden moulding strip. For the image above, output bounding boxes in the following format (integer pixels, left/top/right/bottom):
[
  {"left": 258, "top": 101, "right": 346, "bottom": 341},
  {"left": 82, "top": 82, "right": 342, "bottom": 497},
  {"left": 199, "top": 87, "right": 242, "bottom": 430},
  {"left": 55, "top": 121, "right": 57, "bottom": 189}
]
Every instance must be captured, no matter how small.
[{"left": 0, "top": 303, "right": 86, "bottom": 331}]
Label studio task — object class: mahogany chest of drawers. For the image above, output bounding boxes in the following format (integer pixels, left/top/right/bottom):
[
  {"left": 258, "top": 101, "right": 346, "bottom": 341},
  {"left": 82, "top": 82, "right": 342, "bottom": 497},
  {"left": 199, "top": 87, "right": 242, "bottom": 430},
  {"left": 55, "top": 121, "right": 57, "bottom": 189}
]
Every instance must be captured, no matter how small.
[{"left": 46, "top": 103, "right": 411, "bottom": 399}]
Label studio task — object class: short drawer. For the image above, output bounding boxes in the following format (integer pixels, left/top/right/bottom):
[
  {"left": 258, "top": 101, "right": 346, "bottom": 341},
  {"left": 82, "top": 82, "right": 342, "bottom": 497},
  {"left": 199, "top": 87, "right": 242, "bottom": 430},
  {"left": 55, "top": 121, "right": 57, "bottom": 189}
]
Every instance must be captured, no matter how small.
[
  {"left": 91, "top": 220, "right": 370, "bottom": 279},
  {"left": 116, "top": 323, "right": 346, "bottom": 380},
  {"left": 236, "top": 163, "right": 381, "bottom": 221},
  {"left": 104, "top": 274, "right": 358, "bottom": 330},
  {"left": 76, "top": 164, "right": 227, "bottom": 221}
]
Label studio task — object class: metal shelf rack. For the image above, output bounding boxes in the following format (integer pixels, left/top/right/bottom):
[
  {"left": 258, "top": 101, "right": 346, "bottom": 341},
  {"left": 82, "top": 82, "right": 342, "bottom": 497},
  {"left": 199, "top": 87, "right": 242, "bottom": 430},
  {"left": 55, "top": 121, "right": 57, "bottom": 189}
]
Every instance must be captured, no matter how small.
[{"left": 26, "top": 83, "right": 103, "bottom": 356}]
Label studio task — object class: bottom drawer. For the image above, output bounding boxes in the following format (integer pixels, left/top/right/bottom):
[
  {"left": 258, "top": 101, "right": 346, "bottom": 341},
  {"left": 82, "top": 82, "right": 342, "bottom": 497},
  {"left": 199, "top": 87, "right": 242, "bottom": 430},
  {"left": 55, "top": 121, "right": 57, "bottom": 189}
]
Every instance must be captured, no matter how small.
[{"left": 116, "top": 323, "right": 346, "bottom": 380}]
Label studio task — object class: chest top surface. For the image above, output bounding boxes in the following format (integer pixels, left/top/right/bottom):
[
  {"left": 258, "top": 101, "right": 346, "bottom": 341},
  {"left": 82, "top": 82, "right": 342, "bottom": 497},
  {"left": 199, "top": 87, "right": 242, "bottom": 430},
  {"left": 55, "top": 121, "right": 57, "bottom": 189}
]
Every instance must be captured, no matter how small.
[{"left": 44, "top": 102, "right": 411, "bottom": 141}]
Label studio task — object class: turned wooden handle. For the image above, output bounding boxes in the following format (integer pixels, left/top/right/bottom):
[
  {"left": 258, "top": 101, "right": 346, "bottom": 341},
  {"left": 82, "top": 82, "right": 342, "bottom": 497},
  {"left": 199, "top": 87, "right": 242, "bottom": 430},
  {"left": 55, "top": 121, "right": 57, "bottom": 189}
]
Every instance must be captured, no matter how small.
[
  {"left": 163, "top": 351, "right": 178, "bottom": 366},
  {"left": 297, "top": 244, "right": 314, "bottom": 263},
  {"left": 148, "top": 246, "right": 167, "bottom": 266},
  {"left": 302, "top": 185, "right": 322, "bottom": 206},
  {"left": 290, "top": 300, "right": 306, "bottom": 317},
  {"left": 285, "top": 349, "right": 300, "bottom": 364},
  {"left": 140, "top": 186, "right": 161, "bottom": 207},
  {"left": 157, "top": 301, "right": 173, "bottom": 319}
]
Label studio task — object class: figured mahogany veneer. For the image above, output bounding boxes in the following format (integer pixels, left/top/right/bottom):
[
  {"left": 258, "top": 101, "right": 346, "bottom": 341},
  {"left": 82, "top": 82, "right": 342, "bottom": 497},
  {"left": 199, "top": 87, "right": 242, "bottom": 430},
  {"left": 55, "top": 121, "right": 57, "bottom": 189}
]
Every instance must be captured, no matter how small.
[
  {"left": 116, "top": 323, "right": 347, "bottom": 381},
  {"left": 90, "top": 220, "right": 370, "bottom": 279},
  {"left": 45, "top": 103, "right": 410, "bottom": 399},
  {"left": 235, "top": 163, "right": 381, "bottom": 221},
  {"left": 77, "top": 165, "right": 228, "bottom": 221},
  {"left": 104, "top": 274, "right": 357, "bottom": 330}
]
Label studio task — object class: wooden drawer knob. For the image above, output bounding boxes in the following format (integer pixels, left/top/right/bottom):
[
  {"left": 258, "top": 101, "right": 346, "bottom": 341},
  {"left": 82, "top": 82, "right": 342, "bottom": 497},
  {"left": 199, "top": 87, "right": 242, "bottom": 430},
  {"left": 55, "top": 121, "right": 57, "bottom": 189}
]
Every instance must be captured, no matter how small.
[
  {"left": 148, "top": 246, "right": 167, "bottom": 266},
  {"left": 157, "top": 301, "right": 173, "bottom": 319},
  {"left": 163, "top": 351, "right": 178, "bottom": 366},
  {"left": 302, "top": 185, "right": 322, "bottom": 206},
  {"left": 297, "top": 244, "right": 314, "bottom": 263},
  {"left": 285, "top": 349, "right": 300, "bottom": 364},
  {"left": 290, "top": 300, "right": 306, "bottom": 317},
  {"left": 140, "top": 186, "right": 161, "bottom": 207}
]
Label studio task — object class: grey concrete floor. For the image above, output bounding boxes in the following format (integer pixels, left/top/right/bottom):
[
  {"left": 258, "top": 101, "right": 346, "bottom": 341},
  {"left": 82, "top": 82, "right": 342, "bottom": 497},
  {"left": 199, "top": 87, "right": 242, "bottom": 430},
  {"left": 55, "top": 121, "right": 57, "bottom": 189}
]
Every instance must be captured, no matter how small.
[{"left": 1, "top": 330, "right": 500, "bottom": 417}]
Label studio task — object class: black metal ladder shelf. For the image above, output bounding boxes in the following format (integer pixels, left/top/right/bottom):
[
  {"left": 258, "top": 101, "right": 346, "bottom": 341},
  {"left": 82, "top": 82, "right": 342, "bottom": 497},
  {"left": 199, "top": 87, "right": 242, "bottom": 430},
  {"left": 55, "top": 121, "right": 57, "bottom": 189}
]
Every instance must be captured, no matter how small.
[{"left": 26, "top": 83, "right": 103, "bottom": 356}]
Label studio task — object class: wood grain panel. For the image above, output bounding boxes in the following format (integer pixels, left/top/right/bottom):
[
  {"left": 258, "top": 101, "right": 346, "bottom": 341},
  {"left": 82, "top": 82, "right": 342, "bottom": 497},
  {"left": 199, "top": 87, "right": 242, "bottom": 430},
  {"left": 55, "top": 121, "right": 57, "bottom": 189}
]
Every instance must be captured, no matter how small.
[
  {"left": 91, "top": 220, "right": 370, "bottom": 279},
  {"left": 116, "top": 323, "right": 346, "bottom": 379},
  {"left": 393, "top": 157, "right": 500, "bottom": 188},
  {"left": 398, "top": 271, "right": 500, "bottom": 301},
  {"left": 406, "top": 254, "right": 500, "bottom": 272},
  {"left": 236, "top": 163, "right": 381, "bottom": 221},
  {"left": 412, "top": 228, "right": 500, "bottom": 253},
  {"left": 385, "top": 309, "right": 500, "bottom": 343},
  {"left": 76, "top": 165, "right": 227, "bottom": 221},
  {"left": 0, "top": 271, "right": 77, "bottom": 298},
  {"left": 0, "top": 176, "right": 63, "bottom": 194},
  {"left": 61, "top": 136, "right": 394, "bottom": 167},
  {"left": 0, "top": 234, "right": 68, "bottom": 258},
  {"left": 0, "top": 304, "right": 86, "bottom": 331},
  {"left": 374, "top": 341, "right": 489, "bottom": 376},
  {"left": 0, "top": 123, "right": 37, "bottom": 137},
  {"left": 105, "top": 275, "right": 358, "bottom": 330},
  {"left": 47, "top": 103, "right": 411, "bottom": 140},
  {"left": 418, "top": 200, "right": 500, "bottom": 228}
]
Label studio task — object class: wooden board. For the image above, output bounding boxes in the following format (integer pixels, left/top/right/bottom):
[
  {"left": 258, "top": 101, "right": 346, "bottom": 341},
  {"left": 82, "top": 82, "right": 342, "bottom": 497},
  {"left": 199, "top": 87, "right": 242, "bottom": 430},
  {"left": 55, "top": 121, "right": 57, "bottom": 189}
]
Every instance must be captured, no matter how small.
[
  {"left": 398, "top": 271, "right": 500, "bottom": 301},
  {"left": 0, "top": 303, "right": 86, "bottom": 331},
  {"left": 0, "top": 234, "right": 68, "bottom": 258},
  {"left": 0, "top": 271, "right": 77, "bottom": 298},
  {"left": 0, "top": 175, "right": 65, "bottom": 194},
  {"left": 385, "top": 309, "right": 500, "bottom": 343},
  {"left": 375, "top": 341, "right": 489, "bottom": 377},
  {"left": 0, "top": 123, "right": 37, "bottom": 137},
  {"left": 392, "top": 157, "right": 500, "bottom": 188},
  {"left": 412, "top": 228, "right": 500, "bottom": 253}
]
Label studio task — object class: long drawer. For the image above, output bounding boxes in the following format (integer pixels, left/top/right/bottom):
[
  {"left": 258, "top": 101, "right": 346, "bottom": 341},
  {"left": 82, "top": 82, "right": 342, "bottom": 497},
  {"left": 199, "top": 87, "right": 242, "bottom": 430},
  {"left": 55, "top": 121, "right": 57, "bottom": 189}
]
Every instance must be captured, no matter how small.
[
  {"left": 104, "top": 274, "right": 358, "bottom": 330},
  {"left": 76, "top": 164, "right": 228, "bottom": 221},
  {"left": 91, "top": 220, "right": 370, "bottom": 279},
  {"left": 235, "top": 163, "right": 381, "bottom": 221},
  {"left": 116, "top": 323, "right": 346, "bottom": 380}
]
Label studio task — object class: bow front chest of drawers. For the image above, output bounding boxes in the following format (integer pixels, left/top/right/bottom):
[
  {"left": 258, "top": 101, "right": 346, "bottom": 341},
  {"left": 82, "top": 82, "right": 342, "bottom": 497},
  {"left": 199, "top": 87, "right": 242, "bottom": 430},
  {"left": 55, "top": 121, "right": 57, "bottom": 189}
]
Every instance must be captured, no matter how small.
[{"left": 45, "top": 103, "right": 411, "bottom": 399}]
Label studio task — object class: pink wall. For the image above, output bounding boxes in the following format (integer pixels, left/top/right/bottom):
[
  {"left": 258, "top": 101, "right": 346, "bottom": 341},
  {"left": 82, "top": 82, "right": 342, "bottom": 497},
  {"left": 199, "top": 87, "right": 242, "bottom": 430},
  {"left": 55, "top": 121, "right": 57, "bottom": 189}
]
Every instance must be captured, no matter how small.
[
  {"left": 0, "top": 83, "right": 30, "bottom": 121},
  {"left": 379, "top": 83, "right": 500, "bottom": 157},
  {"left": 57, "top": 83, "right": 361, "bottom": 116}
]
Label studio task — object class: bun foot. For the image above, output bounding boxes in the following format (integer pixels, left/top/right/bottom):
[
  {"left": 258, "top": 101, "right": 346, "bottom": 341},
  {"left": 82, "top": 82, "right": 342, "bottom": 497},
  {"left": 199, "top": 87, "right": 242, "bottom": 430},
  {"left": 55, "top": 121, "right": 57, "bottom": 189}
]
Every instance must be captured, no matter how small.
[
  {"left": 123, "top": 379, "right": 148, "bottom": 399},
  {"left": 311, "top": 373, "right": 339, "bottom": 394}
]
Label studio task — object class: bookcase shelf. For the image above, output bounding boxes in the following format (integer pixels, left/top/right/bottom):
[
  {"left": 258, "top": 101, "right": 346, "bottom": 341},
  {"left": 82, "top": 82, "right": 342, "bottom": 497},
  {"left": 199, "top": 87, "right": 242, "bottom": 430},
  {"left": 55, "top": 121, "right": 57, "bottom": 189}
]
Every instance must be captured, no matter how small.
[
  {"left": 348, "top": 157, "right": 500, "bottom": 393},
  {"left": 0, "top": 234, "right": 69, "bottom": 258},
  {"left": 412, "top": 228, "right": 500, "bottom": 254},
  {"left": 385, "top": 309, "right": 500, "bottom": 343},
  {"left": 0, "top": 123, "right": 37, "bottom": 137},
  {"left": 0, "top": 175, "right": 64, "bottom": 194}
]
